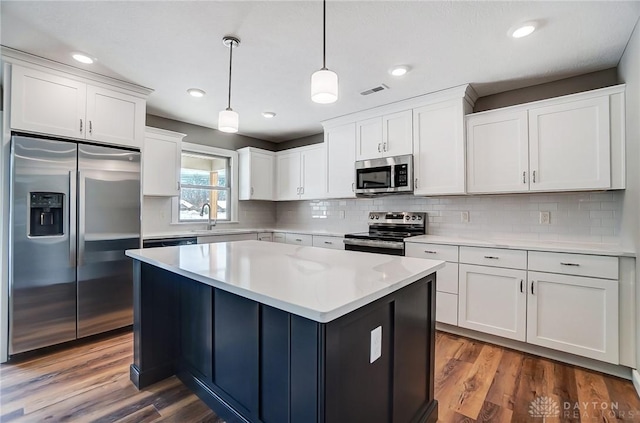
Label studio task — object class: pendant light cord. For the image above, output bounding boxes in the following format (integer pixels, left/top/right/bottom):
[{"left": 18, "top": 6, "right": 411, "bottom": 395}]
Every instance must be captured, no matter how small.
[
  {"left": 227, "top": 41, "right": 234, "bottom": 110},
  {"left": 322, "top": 0, "right": 326, "bottom": 70}
]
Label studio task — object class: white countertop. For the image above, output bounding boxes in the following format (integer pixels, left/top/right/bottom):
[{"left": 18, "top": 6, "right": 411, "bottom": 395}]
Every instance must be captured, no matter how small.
[
  {"left": 125, "top": 240, "right": 444, "bottom": 323},
  {"left": 406, "top": 235, "right": 635, "bottom": 257},
  {"left": 143, "top": 228, "right": 347, "bottom": 240}
]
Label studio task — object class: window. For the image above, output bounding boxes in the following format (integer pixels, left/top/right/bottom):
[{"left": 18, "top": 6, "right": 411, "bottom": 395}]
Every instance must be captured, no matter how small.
[{"left": 175, "top": 143, "right": 238, "bottom": 223}]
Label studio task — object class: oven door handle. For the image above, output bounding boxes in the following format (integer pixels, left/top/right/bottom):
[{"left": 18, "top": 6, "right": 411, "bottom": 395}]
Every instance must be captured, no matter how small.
[{"left": 343, "top": 238, "right": 405, "bottom": 250}]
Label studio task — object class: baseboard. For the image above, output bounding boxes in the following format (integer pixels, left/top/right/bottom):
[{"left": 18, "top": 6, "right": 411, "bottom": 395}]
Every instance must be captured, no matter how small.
[
  {"left": 632, "top": 370, "right": 640, "bottom": 399},
  {"left": 437, "top": 323, "right": 633, "bottom": 380}
]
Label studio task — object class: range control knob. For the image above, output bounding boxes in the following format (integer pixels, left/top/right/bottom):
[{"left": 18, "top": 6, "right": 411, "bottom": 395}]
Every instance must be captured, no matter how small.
[
  {"left": 370, "top": 215, "right": 375, "bottom": 219},
  {"left": 375, "top": 215, "right": 379, "bottom": 220},
  {"left": 417, "top": 215, "right": 423, "bottom": 220},
  {"left": 405, "top": 216, "right": 410, "bottom": 220},
  {"left": 412, "top": 216, "right": 416, "bottom": 220}
]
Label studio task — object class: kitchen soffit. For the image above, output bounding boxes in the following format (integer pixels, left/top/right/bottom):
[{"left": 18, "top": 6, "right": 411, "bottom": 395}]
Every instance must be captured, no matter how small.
[{"left": 1, "top": 1, "right": 639, "bottom": 142}]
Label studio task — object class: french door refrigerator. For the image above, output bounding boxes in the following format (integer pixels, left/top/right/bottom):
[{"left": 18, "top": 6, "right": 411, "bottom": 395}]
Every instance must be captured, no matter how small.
[{"left": 9, "top": 135, "right": 141, "bottom": 355}]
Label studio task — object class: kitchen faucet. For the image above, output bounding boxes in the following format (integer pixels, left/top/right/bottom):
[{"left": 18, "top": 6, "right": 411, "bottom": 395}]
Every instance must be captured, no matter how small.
[{"left": 200, "top": 202, "right": 216, "bottom": 230}]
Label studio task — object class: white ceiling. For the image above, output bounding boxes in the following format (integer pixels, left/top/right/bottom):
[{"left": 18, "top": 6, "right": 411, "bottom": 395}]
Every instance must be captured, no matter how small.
[{"left": 1, "top": 1, "right": 639, "bottom": 142}]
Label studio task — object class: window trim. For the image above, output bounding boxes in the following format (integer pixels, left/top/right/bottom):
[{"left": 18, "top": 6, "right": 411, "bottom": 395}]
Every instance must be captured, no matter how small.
[{"left": 171, "top": 142, "right": 239, "bottom": 224}]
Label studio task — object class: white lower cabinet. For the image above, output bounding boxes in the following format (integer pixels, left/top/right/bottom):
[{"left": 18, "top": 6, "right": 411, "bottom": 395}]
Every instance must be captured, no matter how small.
[
  {"left": 436, "top": 292, "right": 458, "bottom": 326},
  {"left": 527, "top": 271, "right": 618, "bottom": 364},
  {"left": 257, "top": 232, "right": 273, "bottom": 242},
  {"left": 197, "top": 233, "right": 258, "bottom": 244},
  {"left": 312, "top": 235, "right": 344, "bottom": 250},
  {"left": 273, "top": 233, "right": 286, "bottom": 243},
  {"left": 285, "top": 233, "right": 313, "bottom": 246},
  {"left": 458, "top": 264, "right": 527, "bottom": 341}
]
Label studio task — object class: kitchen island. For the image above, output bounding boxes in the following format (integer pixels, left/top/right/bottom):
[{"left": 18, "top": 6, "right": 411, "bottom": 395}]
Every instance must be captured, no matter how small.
[{"left": 125, "top": 240, "right": 444, "bottom": 423}]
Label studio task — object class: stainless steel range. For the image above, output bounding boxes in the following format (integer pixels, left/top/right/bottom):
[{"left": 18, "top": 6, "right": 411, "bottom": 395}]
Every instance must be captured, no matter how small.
[{"left": 343, "top": 212, "right": 426, "bottom": 256}]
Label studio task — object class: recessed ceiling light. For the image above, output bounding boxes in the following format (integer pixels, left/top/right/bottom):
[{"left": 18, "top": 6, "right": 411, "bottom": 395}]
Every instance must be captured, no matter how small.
[
  {"left": 389, "top": 65, "right": 410, "bottom": 77},
  {"left": 71, "top": 52, "right": 95, "bottom": 64},
  {"left": 262, "top": 111, "right": 276, "bottom": 119},
  {"left": 187, "top": 88, "right": 206, "bottom": 98},
  {"left": 509, "top": 22, "right": 537, "bottom": 38}
]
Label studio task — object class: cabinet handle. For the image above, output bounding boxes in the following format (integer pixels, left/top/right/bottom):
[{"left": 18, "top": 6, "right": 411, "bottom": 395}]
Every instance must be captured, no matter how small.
[
  {"left": 89, "top": 121, "right": 93, "bottom": 135},
  {"left": 423, "top": 250, "right": 437, "bottom": 254},
  {"left": 177, "top": 181, "right": 180, "bottom": 191},
  {"left": 296, "top": 187, "right": 300, "bottom": 194},
  {"left": 378, "top": 143, "right": 382, "bottom": 153},
  {"left": 352, "top": 182, "right": 355, "bottom": 192},
  {"left": 520, "top": 279, "right": 524, "bottom": 293},
  {"left": 560, "top": 262, "right": 580, "bottom": 267},
  {"left": 80, "top": 119, "right": 83, "bottom": 133},
  {"left": 483, "top": 256, "right": 499, "bottom": 260},
  {"left": 383, "top": 142, "right": 387, "bottom": 152},
  {"left": 523, "top": 171, "right": 526, "bottom": 184},
  {"left": 296, "top": 238, "right": 302, "bottom": 242},
  {"left": 531, "top": 281, "right": 535, "bottom": 295},
  {"left": 415, "top": 178, "right": 419, "bottom": 189},
  {"left": 300, "top": 187, "right": 304, "bottom": 195},
  {"left": 324, "top": 241, "right": 333, "bottom": 245},
  {"left": 251, "top": 187, "right": 254, "bottom": 195},
  {"left": 533, "top": 170, "right": 536, "bottom": 183}
]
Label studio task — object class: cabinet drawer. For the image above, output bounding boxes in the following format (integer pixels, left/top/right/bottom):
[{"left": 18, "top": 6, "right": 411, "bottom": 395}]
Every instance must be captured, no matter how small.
[
  {"left": 285, "top": 233, "right": 313, "bottom": 246},
  {"left": 460, "top": 246, "right": 526, "bottom": 270},
  {"left": 197, "top": 233, "right": 258, "bottom": 244},
  {"left": 257, "top": 232, "right": 273, "bottom": 242},
  {"left": 406, "top": 243, "right": 458, "bottom": 262},
  {"left": 436, "top": 263, "right": 458, "bottom": 294},
  {"left": 436, "top": 292, "right": 458, "bottom": 326},
  {"left": 272, "top": 233, "right": 286, "bottom": 243},
  {"left": 528, "top": 251, "right": 618, "bottom": 280},
  {"left": 312, "top": 235, "right": 344, "bottom": 250}
]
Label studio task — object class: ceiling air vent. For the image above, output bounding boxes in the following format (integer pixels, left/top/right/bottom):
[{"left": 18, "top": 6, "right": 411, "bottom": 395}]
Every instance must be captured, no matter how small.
[{"left": 360, "top": 84, "right": 389, "bottom": 96}]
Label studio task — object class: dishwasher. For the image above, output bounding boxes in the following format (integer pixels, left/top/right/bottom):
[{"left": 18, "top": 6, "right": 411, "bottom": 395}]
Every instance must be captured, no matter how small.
[{"left": 142, "top": 237, "right": 198, "bottom": 248}]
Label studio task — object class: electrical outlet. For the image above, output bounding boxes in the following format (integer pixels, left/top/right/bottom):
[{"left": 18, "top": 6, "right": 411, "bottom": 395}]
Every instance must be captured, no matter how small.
[
  {"left": 339, "top": 210, "right": 345, "bottom": 219},
  {"left": 461, "top": 211, "right": 470, "bottom": 223},
  {"left": 370, "top": 326, "right": 382, "bottom": 363},
  {"left": 539, "top": 211, "right": 550, "bottom": 224}
]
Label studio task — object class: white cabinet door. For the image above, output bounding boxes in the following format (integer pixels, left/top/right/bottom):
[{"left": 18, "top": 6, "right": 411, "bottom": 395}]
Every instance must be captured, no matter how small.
[
  {"left": 300, "top": 145, "right": 326, "bottom": 200},
  {"left": 436, "top": 292, "right": 458, "bottom": 326},
  {"left": 383, "top": 110, "right": 412, "bottom": 157},
  {"left": 527, "top": 272, "right": 618, "bottom": 364},
  {"left": 239, "top": 148, "right": 274, "bottom": 200},
  {"left": 325, "top": 123, "right": 356, "bottom": 198},
  {"left": 143, "top": 128, "right": 184, "bottom": 196},
  {"left": 458, "top": 264, "right": 527, "bottom": 341},
  {"left": 276, "top": 151, "right": 301, "bottom": 200},
  {"left": 11, "top": 65, "right": 86, "bottom": 139},
  {"left": 85, "top": 85, "right": 145, "bottom": 148},
  {"left": 356, "top": 117, "right": 383, "bottom": 161},
  {"left": 466, "top": 111, "right": 529, "bottom": 193},
  {"left": 413, "top": 100, "right": 466, "bottom": 195},
  {"left": 529, "top": 97, "right": 611, "bottom": 191}
]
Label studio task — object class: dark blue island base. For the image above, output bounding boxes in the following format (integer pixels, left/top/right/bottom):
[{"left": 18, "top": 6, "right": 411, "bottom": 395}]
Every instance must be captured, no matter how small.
[{"left": 129, "top": 261, "right": 438, "bottom": 423}]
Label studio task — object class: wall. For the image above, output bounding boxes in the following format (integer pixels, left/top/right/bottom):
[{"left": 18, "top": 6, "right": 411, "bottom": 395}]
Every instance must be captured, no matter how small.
[
  {"left": 275, "top": 133, "right": 323, "bottom": 151},
  {"left": 146, "top": 114, "right": 277, "bottom": 151},
  {"left": 277, "top": 191, "right": 623, "bottom": 244},
  {"left": 617, "top": 18, "right": 640, "bottom": 370},
  {"left": 474, "top": 68, "right": 620, "bottom": 112}
]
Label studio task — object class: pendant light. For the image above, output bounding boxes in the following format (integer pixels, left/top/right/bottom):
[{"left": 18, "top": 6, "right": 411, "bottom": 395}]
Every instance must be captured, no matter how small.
[
  {"left": 311, "top": 0, "right": 338, "bottom": 104},
  {"left": 218, "top": 36, "right": 240, "bottom": 133}
]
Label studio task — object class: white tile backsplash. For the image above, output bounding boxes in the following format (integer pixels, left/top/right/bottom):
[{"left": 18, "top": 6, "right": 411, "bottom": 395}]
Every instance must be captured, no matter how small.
[{"left": 275, "top": 191, "right": 624, "bottom": 244}]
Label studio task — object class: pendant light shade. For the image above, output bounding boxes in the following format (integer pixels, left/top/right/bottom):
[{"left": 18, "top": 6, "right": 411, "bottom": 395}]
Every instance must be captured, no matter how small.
[
  {"left": 311, "top": 69, "right": 338, "bottom": 104},
  {"left": 311, "top": 0, "right": 338, "bottom": 104},
  {"left": 218, "top": 108, "right": 239, "bottom": 133},
  {"left": 219, "top": 36, "right": 240, "bottom": 133}
]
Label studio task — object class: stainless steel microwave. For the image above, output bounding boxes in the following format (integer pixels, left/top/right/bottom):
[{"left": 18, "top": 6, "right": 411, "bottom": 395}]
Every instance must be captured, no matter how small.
[{"left": 355, "top": 154, "right": 413, "bottom": 195}]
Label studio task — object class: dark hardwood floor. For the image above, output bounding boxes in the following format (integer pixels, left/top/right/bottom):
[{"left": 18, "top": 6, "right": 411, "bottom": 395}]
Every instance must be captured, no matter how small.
[{"left": 1, "top": 330, "right": 639, "bottom": 422}]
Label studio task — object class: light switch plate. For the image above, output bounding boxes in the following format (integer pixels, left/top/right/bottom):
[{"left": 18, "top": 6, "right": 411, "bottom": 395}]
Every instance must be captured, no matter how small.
[
  {"left": 461, "top": 211, "right": 470, "bottom": 223},
  {"left": 540, "top": 211, "right": 550, "bottom": 224},
  {"left": 370, "top": 326, "right": 382, "bottom": 363}
]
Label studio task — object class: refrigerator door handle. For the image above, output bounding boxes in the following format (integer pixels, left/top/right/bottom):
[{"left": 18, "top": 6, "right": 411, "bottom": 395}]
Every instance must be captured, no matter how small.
[
  {"left": 69, "top": 170, "right": 77, "bottom": 268},
  {"left": 77, "top": 170, "right": 85, "bottom": 267}
]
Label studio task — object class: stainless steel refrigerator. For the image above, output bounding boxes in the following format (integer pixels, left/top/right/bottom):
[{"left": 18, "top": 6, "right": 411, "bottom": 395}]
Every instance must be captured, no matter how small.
[{"left": 9, "top": 135, "right": 141, "bottom": 355}]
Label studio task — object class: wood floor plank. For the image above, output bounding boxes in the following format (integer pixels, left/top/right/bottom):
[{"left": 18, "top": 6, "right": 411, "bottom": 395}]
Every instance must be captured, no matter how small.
[
  {"left": 575, "top": 368, "right": 616, "bottom": 422},
  {"left": 450, "top": 344, "right": 504, "bottom": 419},
  {"left": 113, "top": 405, "right": 162, "bottom": 423},
  {"left": 604, "top": 374, "right": 640, "bottom": 421},
  {"left": 484, "top": 349, "right": 524, "bottom": 410},
  {"left": 475, "top": 400, "right": 512, "bottom": 423}
]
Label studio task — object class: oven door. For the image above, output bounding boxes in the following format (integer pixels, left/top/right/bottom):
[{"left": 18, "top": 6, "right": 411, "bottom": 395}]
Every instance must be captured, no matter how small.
[{"left": 343, "top": 238, "right": 405, "bottom": 256}]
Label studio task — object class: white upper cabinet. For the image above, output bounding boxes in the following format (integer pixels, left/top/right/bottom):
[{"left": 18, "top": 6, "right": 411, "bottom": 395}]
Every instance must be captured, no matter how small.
[
  {"left": 466, "top": 85, "right": 624, "bottom": 194},
  {"left": 276, "top": 151, "right": 302, "bottom": 201},
  {"left": 355, "top": 111, "right": 412, "bottom": 161},
  {"left": 238, "top": 147, "right": 275, "bottom": 200},
  {"left": 325, "top": 123, "right": 356, "bottom": 198},
  {"left": 529, "top": 97, "right": 610, "bottom": 191},
  {"left": 466, "top": 110, "right": 529, "bottom": 194},
  {"left": 10, "top": 63, "right": 147, "bottom": 149},
  {"left": 276, "top": 144, "right": 326, "bottom": 201},
  {"left": 356, "top": 117, "right": 383, "bottom": 161},
  {"left": 85, "top": 85, "right": 145, "bottom": 148},
  {"left": 413, "top": 99, "right": 469, "bottom": 195},
  {"left": 142, "top": 127, "right": 185, "bottom": 197},
  {"left": 11, "top": 65, "right": 86, "bottom": 139}
]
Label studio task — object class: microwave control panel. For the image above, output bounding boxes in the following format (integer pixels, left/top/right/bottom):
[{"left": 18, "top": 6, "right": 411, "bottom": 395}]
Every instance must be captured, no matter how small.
[{"left": 394, "top": 164, "right": 409, "bottom": 187}]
